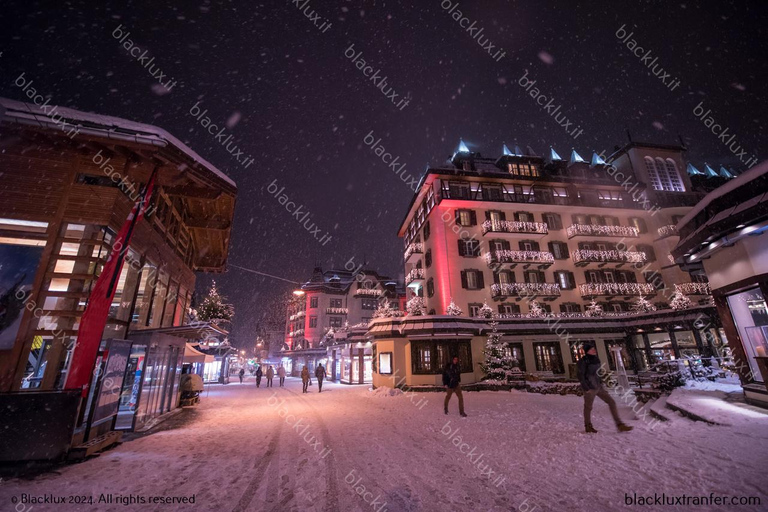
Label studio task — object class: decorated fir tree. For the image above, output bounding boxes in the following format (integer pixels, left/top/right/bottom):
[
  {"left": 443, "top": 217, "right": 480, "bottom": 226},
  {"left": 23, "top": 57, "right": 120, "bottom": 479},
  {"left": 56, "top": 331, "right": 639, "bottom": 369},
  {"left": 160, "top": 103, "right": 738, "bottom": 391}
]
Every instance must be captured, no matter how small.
[
  {"left": 406, "top": 296, "right": 426, "bottom": 316},
  {"left": 527, "top": 300, "right": 546, "bottom": 318},
  {"left": 478, "top": 300, "right": 494, "bottom": 319},
  {"left": 585, "top": 300, "right": 604, "bottom": 317},
  {"left": 446, "top": 298, "right": 463, "bottom": 316},
  {"left": 669, "top": 289, "right": 693, "bottom": 310},
  {"left": 373, "top": 301, "right": 394, "bottom": 319},
  {"left": 480, "top": 313, "right": 517, "bottom": 382},
  {"left": 631, "top": 295, "right": 657, "bottom": 314},
  {"left": 197, "top": 281, "right": 234, "bottom": 325}
]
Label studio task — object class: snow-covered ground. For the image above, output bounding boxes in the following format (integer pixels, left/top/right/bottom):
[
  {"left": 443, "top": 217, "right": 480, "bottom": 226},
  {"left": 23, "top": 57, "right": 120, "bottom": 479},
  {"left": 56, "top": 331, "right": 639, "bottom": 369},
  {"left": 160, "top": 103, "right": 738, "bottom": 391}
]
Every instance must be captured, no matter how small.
[{"left": 1, "top": 377, "right": 767, "bottom": 512}]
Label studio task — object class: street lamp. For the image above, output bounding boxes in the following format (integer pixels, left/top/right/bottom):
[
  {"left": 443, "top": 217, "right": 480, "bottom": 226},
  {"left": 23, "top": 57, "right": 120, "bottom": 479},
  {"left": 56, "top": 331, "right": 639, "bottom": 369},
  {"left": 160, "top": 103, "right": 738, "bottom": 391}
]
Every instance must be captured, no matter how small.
[{"left": 293, "top": 290, "right": 305, "bottom": 296}]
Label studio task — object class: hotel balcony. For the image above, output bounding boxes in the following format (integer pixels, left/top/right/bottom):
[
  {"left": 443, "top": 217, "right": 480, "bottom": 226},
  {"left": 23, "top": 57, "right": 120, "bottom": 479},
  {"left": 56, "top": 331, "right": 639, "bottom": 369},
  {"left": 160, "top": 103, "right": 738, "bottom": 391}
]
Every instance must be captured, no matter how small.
[
  {"left": 406, "top": 268, "right": 425, "bottom": 290},
  {"left": 579, "top": 282, "right": 656, "bottom": 298},
  {"left": 490, "top": 282, "right": 561, "bottom": 300},
  {"left": 326, "top": 307, "right": 348, "bottom": 315},
  {"left": 289, "top": 310, "right": 306, "bottom": 321},
  {"left": 485, "top": 250, "right": 554, "bottom": 268},
  {"left": 404, "top": 243, "right": 423, "bottom": 264},
  {"left": 566, "top": 224, "right": 639, "bottom": 239},
  {"left": 482, "top": 220, "right": 548, "bottom": 238},
  {"left": 571, "top": 250, "right": 646, "bottom": 267},
  {"left": 657, "top": 225, "right": 679, "bottom": 239},
  {"left": 674, "top": 282, "right": 711, "bottom": 295},
  {"left": 354, "top": 288, "right": 382, "bottom": 298}
]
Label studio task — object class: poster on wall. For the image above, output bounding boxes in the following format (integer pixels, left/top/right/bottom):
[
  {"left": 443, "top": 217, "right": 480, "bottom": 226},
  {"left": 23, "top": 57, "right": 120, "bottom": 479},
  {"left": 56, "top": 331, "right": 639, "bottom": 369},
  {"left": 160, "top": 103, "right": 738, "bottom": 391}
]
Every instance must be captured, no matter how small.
[
  {"left": 0, "top": 244, "right": 44, "bottom": 351},
  {"left": 91, "top": 340, "right": 132, "bottom": 426}
]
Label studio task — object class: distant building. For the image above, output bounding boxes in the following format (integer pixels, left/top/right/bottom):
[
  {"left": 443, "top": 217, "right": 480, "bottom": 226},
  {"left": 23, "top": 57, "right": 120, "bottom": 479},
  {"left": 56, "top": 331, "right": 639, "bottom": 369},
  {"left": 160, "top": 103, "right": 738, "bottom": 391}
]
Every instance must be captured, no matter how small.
[
  {"left": 673, "top": 161, "right": 768, "bottom": 407},
  {"left": 372, "top": 140, "right": 734, "bottom": 389},
  {"left": 282, "top": 266, "right": 405, "bottom": 382}
]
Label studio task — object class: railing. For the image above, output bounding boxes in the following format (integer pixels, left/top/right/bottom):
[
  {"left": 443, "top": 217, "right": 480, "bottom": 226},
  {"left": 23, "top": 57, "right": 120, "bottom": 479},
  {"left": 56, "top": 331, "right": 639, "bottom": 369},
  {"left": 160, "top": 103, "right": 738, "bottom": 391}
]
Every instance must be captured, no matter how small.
[
  {"left": 326, "top": 307, "right": 348, "bottom": 315},
  {"left": 354, "top": 288, "right": 382, "bottom": 297},
  {"left": 491, "top": 282, "right": 561, "bottom": 298},
  {"left": 571, "top": 250, "right": 647, "bottom": 265},
  {"left": 289, "top": 311, "right": 306, "bottom": 321},
  {"left": 657, "top": 225, "right": 678, "bottom": 238},
  {"left": 484, "top": 250, "right": 555, "bottom": 265},
  {"left": 406, "top": 268, "right": 425, "bottom": 285},
  {"left": 482, "top": 220, "right": 548, "bottom": 236},
  {"left": 404, "top": 243, "right": 423, "bottom": 260},
  {"left": 674, "top": 282, "right": 711, "bottom": 295},
  {"left": 566, "top": 224, "right": 639, "bottom": 238},
  {"left": 579, "top": 283, "right": 656, "bottom": 297}
]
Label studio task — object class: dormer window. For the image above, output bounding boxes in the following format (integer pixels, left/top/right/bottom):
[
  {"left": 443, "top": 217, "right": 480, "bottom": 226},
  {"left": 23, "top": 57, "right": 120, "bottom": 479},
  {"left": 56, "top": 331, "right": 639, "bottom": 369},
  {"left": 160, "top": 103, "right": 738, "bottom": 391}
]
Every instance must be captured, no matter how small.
[{"left": 508, "top": 162, "right": 539, "bottom": 177}]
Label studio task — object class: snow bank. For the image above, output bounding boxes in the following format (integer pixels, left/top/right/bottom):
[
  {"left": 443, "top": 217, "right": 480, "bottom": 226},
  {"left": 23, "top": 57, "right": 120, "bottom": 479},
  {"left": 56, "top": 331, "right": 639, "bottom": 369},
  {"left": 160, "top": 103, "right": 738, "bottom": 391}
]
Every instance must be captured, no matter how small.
[
  {"left": 368, "top": 386, "right": 404, "bottom": 397},
  {"left": 667, "top": 388, "right": 768, "bottom": 426}
]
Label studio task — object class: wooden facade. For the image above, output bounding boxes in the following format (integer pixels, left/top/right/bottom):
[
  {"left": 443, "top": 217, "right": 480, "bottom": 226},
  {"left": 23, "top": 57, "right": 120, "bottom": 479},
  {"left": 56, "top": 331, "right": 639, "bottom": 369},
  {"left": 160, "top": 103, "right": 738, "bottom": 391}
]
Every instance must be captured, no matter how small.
[{"left": 0, "top": 98, "right": 237, "bottom": 392}]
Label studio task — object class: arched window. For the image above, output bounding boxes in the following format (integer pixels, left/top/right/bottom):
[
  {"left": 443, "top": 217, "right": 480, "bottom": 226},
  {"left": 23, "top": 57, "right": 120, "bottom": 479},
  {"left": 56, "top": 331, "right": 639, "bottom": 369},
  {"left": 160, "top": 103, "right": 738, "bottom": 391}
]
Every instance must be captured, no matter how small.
[
  {"left": 644, "top": 156, "right": 662, "bottom": 190},
  {"left": 664, "top": 158, "right": 685, "bottom": 191}
]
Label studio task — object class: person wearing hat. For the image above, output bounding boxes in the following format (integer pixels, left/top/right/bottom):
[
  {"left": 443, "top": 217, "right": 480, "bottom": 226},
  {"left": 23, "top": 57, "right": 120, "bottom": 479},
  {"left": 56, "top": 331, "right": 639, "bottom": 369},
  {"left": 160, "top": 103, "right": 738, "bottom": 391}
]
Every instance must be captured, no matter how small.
[{"left": 577, "top": 342, "right": 633, "bottom": 433}]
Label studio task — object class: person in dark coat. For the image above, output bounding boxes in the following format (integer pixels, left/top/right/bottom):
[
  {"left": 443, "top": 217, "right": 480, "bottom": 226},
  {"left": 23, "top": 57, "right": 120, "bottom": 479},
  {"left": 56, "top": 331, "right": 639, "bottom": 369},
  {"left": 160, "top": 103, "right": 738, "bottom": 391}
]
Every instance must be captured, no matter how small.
[
  {"left": 301, "top": 366, "right": 310, "bottom": 393},
  {"left": 255, "top": 365, "right": 263, "bottom": 388},
  {"left": 443, "top": 356, "right": 467, "bottom": 417},
  {"left": 315, "top": 364, "right": 327, "bottom": 393},
  {"left": 577, "top": 343, "right": 633, "bottom": 433},
  {"left": 238, "top": 368, "right": 245, "bottom": 384},
  {"left": 266, "top": 366, "right": 275, "bottom": 387}
]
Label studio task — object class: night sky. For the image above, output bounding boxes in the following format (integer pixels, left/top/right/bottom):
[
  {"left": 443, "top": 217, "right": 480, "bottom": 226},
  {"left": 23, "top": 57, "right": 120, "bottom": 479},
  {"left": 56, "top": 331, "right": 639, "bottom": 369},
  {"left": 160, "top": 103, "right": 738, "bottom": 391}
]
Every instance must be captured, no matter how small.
[{"left": 2, "top": 1, "right": 766, "bottom": 347}]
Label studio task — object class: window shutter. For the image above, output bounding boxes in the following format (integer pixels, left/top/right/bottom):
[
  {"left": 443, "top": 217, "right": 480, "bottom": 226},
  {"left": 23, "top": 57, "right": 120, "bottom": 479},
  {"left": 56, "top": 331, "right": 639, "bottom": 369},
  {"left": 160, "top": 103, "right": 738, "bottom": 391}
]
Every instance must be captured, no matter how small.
[
  {"left": 460, "top": 271, "right": 468, "bottom": 289},
  {"left": 498, "top": 305, "right": 505, "bottom": 314},
  {"left": 548, "top": 241, "right": 554, "bottom": 253},
  {"left": 485, "top": 210, "right": 491, "bottom": 221},
  {"left": 455, "top": 210, "right": 461, "bottom": 225},
  {"left": 509, "top": 271, "right": 516, "bottom": 282},
  {"left": 499, "top": 211, "right": 506, "bottom": 221},
  {"left": 502, "top": 240, "right": 511, "bottom": 250},
  {"left": 493, "top": 272, "right": 500, "bottom": 285},
  {"left": 476, "top": 271, "right": 485, "bottom": 289},
  {"left": 457, "top": 239, "right": 466, "bottom": 256},
  {"left": 470, "top": 210, "right": 477, "bottom": 225},
  {"left": 567, "top": 271, "right": 575, "bottom": 289},
  {"left": 532, "top": 241, "right": 540, "bottom": 251}
]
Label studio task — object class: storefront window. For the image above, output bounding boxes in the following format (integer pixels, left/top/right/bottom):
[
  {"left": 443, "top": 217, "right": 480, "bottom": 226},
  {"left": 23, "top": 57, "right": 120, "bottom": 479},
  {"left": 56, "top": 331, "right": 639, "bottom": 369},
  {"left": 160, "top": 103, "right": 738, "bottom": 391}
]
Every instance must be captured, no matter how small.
[
  {"left": 605, "top": 339, "right": 635, "bottom": 372},
  {"left": 727, "top": 288, "right": 768, "bottom": 382},
  {"left": 533, "top": 342, "right": 564, "bottom": 374}
]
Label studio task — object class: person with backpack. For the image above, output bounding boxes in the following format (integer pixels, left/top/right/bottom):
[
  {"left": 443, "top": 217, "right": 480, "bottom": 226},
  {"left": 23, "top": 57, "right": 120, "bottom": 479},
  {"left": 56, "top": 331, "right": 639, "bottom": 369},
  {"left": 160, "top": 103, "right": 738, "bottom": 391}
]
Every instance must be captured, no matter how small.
[
  {"left": 255, "top": 365, "right": 263, "bottom": 388},
  {"left": 315, "top": 364, "right": 327, "bottom": 393},
  {"left": 301, "top": 366, "right": 310, "bottom": 393},
  {"left": 577, "top": 343, "right": 633, "bottom": 434}
]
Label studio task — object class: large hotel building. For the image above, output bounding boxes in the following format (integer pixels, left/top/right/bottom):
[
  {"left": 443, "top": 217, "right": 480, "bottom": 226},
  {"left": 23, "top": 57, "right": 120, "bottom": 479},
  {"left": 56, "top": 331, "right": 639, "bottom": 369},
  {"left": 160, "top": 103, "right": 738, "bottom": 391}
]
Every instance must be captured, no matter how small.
[{"left": 371, "top": 140, "right": 734, "bottom": 389}]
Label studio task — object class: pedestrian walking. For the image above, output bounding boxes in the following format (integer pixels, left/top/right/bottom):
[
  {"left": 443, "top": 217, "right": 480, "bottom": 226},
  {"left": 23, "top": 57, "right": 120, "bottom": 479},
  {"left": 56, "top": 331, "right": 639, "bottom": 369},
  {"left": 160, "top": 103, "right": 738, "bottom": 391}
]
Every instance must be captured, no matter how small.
[
  {"left": 255, "top": 365, "right": 263, "bottom": 388},
  {"left": 315, "top": 364, "right": 327, "bottom": 393},
  {"left": 443, "top": 356, "right": 467, "bottom": 417},
  {"left": 266, "top": 365, "right": 275, "bottom": 387},
  {"left": 238, "top": 368, "right": 245, "bottom": 384},
  {"left": 301, "top": 366, "right": 310, "bottom": 393},
  {"left": 277, "top": 365, "right": 286, "bottom": 387},
  {"left": 577, "top": 343, "right": 633, "bottom": 433}
]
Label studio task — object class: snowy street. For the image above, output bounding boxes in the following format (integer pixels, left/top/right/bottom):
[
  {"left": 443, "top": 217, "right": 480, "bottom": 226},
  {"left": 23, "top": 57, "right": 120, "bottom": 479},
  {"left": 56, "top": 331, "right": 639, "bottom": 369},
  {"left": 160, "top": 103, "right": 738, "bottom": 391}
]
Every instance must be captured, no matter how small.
[{"left": 2, "top": 377, "right": 767, "bottom": 512}]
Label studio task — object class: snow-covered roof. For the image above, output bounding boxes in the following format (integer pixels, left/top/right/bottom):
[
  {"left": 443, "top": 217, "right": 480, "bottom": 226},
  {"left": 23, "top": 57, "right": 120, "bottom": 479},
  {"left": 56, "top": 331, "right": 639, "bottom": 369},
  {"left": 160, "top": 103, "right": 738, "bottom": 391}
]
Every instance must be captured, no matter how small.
[{"left": 0, "top": 96, "right": 236, "bottom": 189}]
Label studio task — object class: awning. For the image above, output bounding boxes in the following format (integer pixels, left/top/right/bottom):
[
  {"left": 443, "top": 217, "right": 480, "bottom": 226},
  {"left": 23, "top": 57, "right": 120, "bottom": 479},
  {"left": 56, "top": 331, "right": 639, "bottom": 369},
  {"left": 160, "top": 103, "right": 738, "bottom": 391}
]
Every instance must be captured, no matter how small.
[{"left": 184, "top": 343, "right": 215, "bottom": 364}]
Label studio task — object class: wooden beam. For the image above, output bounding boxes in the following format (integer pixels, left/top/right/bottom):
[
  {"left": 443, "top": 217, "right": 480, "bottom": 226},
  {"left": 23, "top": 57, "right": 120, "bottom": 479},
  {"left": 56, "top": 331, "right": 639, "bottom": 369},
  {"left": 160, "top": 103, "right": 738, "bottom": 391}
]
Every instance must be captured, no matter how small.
[
  {"left": 164, "top": 185, "right": 222, "bottom": 200},
  {"left": 186, "top": 217, "right": 231, "bottom": 230}
]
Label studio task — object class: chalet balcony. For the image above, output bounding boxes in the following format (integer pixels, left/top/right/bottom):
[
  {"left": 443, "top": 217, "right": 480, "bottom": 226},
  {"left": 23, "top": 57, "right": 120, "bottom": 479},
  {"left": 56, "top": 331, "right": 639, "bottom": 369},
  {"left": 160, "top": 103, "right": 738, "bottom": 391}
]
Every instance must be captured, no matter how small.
[
  {"left": 579, "top": 282, "right": 656, "bottom": 298},
  {"left": 657, "top": 225, "right": 679, "bottom": 238},
  {"left": 289, "top": 310, "right": 306, "bottom": 321},
  {"left": 566, "top": 224, "right": 639, "bottom": 239},
  {"left": 354, "top": 288, "right": 382, "bottom": 298},
  {"left": 406, "top": 268, "right": 425, "bottom": 289},
  {"left": 490, "top": 282, "right": 561, "bottom": 300},
  {"left": 674, "top": 282, "right": 711, "bottom": 295},
  {"left": 481, "top": 220, "right": 548, "bottom": 238},
  {"left": 326, "top": 307, "right": 348, "bottom": 315},
  {"left": 485, "top": 250, "right": 554, "bottom": 268},
  {"left": 404, "top": 243, "right": 423, "bottom": 264},
  {"left": 571, "top": 250, "right": 647, "bottom": 267}
]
